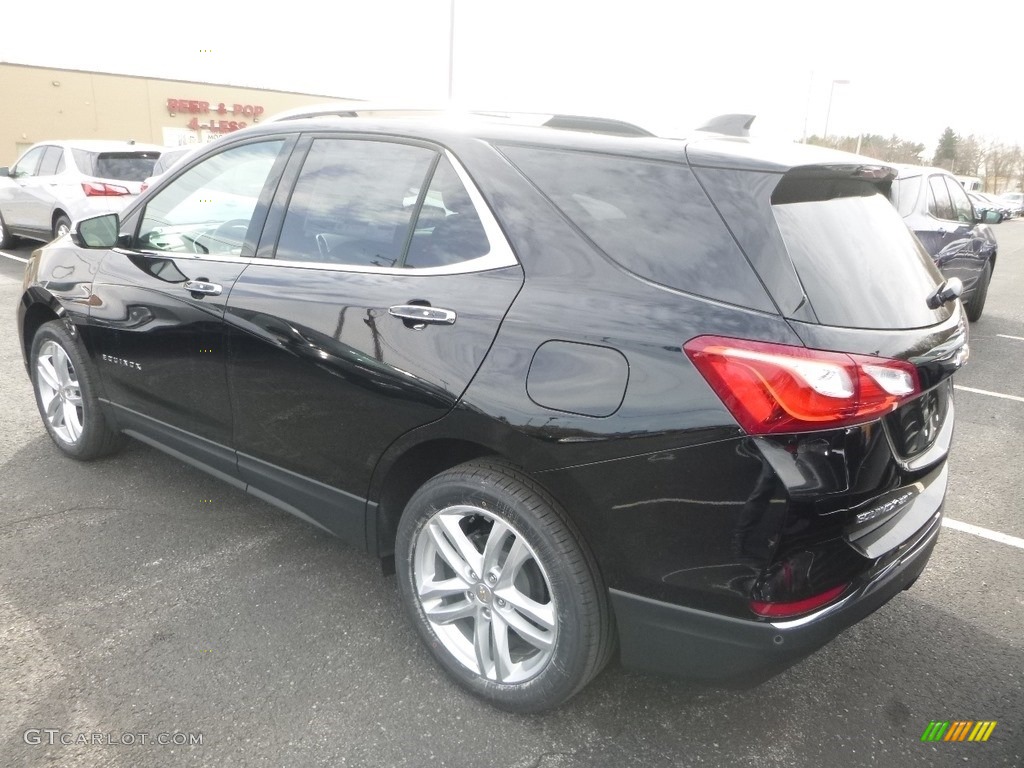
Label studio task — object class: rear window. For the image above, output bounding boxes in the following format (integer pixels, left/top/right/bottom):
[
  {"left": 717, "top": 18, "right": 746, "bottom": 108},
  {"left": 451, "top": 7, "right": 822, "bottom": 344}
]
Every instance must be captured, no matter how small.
[
  {"left": 772, "top": 179, "right": 948, "bottom": 329},
  {"left": 499, "top": 145, "right": 773, "bottom": 311},
  {"left": 72, "top": 150, "right": 161, "bottom": 181}
]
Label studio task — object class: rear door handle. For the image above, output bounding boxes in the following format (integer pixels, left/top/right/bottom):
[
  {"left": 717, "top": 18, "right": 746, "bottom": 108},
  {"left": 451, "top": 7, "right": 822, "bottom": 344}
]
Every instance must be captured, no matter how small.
[
  {"left": 388, "top": 304, "right": 457, "bottom": 326},
  {"left": 184, "top": 280, "right": 223, "bottom": 296}
]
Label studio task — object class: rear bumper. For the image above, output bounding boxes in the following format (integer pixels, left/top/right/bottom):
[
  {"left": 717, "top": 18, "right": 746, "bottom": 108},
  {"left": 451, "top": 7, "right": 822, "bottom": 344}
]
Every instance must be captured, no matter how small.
[{"left": 611, "top": 508, "right": 941, "bottom": 682}]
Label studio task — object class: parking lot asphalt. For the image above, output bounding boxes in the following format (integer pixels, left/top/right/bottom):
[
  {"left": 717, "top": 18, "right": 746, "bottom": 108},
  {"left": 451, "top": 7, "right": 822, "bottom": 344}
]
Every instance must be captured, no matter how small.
[{"left": 1, "top": 223, "right": 1022, "bottom": 768}]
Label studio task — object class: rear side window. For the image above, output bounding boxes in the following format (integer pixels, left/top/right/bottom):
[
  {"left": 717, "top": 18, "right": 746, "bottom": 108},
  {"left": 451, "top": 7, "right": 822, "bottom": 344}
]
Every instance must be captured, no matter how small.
[
  {"left": 772, "top": 181, "right": 947, "bottom": 329},
  {"left": 72, "top": 150, "right": 160, "bottom": 181},
  {"left": 499, "top": 145, "right": 772, "bottom": 310}
]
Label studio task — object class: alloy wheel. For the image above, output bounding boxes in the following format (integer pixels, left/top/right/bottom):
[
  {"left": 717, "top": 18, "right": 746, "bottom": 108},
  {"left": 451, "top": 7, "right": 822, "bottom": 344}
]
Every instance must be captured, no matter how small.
[
  {"left": 412, "top": 505, "right": 558, "bottom": 684},
  {"left": 35, "top": 339, "right": 85, "bottom": 445}
]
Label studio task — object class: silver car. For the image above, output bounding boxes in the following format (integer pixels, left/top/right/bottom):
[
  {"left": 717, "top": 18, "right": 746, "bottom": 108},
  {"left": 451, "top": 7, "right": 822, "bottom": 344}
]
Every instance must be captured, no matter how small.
[{"left": 0, "top": 139, "right": 163, "bottom": 247}]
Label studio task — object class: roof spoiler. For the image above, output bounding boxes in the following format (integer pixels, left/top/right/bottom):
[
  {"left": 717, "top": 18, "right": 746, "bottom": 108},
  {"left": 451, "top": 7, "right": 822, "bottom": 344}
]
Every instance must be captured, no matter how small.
[{"left": 696, "top": 114, "right": 756, "bottom": 137}]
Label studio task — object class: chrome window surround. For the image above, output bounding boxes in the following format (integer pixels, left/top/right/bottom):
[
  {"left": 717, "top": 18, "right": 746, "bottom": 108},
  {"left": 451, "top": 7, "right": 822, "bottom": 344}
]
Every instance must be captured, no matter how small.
[{"left": 126, "top": 148, "right": 519, "bottom": 277}]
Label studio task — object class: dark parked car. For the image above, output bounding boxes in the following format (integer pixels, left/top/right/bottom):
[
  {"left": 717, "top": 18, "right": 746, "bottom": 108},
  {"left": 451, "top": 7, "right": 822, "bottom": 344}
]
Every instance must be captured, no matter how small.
[
  {"left": 18, "top": 115, "right": 967, "bottom": 712},
  {"left": 889, "top": 165, "right": 1000, "bottom": 321}
]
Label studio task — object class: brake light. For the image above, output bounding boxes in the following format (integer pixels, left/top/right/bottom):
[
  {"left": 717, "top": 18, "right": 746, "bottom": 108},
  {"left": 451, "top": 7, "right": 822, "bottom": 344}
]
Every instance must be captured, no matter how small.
[
  {"left": 683, "top": 336, "right": 920, "bottom": 434},
  {"left": 82, "top": 182, "right": 131, "bottom": 197},
  {"left": 750, "top": 583, "right": 848, "bottom": 618}
]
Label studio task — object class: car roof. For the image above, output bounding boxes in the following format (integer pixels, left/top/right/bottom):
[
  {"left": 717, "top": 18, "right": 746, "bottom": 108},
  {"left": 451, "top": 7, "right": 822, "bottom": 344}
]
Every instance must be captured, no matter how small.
[
  {"left": 31, "top": 139, "right": 166, "bottom": 153},
  {"left": 891, "top": 164, "right": 955, "bottom": 180},
  {"left": 238, "top": 112, "right": 891, "bottom": 175}
]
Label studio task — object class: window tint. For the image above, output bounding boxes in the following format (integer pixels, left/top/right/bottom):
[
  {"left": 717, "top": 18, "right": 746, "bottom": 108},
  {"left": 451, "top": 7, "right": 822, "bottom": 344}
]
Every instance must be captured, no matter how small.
[
  {"left": 37, "top": 146, "right": 64, "bottom": 176},
  {"left": 13, "top": 147, "right": 45, "bottom": 177},
  {"left": 137, "top": 140, "right": 285, "bottom": 257},
  {"left": 276, "top": 139, "right": 435, "bottom": 267},
  {"left": 944, "top": 176, "right": 975, "bottom": 223},
  {"left": 500, "top": 145, "right": 768, "bottom": 307},
  {"left": 927, "top": 175, "right": 954, "bottom": 220},
  {"left": 404, "top": 157, "right": 490, "bottom": 268}
]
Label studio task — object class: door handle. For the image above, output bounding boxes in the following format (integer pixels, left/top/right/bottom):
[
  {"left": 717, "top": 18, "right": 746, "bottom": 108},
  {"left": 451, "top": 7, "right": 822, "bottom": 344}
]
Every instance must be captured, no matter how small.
[
  {"left": 388, "top": 304, "right": 457, "bottom": 326},
  {"left": 184, "top": 280, "right": 223, "bottom": 296}
]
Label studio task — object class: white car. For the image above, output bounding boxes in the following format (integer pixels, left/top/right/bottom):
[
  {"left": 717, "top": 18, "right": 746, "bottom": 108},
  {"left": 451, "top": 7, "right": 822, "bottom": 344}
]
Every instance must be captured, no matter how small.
[
  {"left": 998, "top": 191, "right": 1023, "bottom": 218},
  {"left": 0, "top": 139, "right": 163, "bottom": 247}
]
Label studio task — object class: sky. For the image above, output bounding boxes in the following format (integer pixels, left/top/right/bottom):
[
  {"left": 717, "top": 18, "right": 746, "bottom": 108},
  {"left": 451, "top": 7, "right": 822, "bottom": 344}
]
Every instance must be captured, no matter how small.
[{"left": 3, "top": 0, "right": 1023, "bottom": 152}]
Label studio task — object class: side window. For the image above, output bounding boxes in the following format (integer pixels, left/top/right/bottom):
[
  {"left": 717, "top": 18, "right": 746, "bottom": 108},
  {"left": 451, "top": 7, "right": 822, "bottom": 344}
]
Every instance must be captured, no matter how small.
[
  {"left": 276, "top": 138, "right": 435, "bottom": 267},
  {"left": 944, "top": 177, "right": 975, "bottom": 223},
  {"left": 404, "top": 156, "right": 490, "bottom": 268},
  {"left": 37, "top": 146, "right": 64, "bottom": 176},
  {"left": 137, "top": 140, "right": 285, "bottom": 256},
  {"left": 927, "top": 176, "right": 954, "bottom": 221},
  {"left": 12, "top": 147, "right": 45, "bottom": 178}
]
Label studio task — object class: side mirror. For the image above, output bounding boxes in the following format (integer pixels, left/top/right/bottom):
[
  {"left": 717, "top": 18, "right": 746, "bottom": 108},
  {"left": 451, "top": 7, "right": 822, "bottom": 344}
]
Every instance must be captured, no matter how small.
[
  {"left": 980, "top": 209, "right": 1002, "bottom": 224},
  {"left": 71, "top": 213, "right": 120, "bottom": 248},
  {"left": 927, "top": 277, "right": 963, "bottom": 309},
  {"left": 0, "top": 167, "right": 9, "bottom": 178}
]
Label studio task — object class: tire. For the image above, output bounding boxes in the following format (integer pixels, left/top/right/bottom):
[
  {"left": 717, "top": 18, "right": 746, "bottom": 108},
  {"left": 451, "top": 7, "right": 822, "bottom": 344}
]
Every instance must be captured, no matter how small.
[
  {"left": 396, "top": 459, "right": 615, "bottom": 712},
  {"left": 30, "top": 319, "right": 123, "bottom": 460},
  {"left": 53, "top": 214, "right": 72, "bottom": 241},
  {"left": 0, "top": 210, "right": 14, "bottom": 249},
  {"left": 965, "top": 261, "right": 992, "bottom": 322}
]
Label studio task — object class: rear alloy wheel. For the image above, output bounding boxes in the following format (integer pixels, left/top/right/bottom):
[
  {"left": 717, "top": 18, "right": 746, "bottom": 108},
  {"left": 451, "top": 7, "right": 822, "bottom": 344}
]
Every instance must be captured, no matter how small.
[
  {"left": 965, "top": 261, "right": 992, "bottom": 322},
  {"left": 30, "top": 320, "right": 122, "bottom": 460},
  {"left": 53, "top": 214, "right": 72, "bottom": 241},
  {"left": 396, "top": 460, "right": 614, "bottom": 712}
]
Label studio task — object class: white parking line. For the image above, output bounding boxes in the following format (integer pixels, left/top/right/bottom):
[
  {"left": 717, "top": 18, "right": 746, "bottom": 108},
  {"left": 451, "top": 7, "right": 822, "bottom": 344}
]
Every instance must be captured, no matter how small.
[
  {"left": 943, "top": 518, "right": 1024, "bottom": 551},
  {"left": 954, "top": 385, "right": 1024, "bottom": 404},
  {"left": 997, "top": 334, "right": 1024, "bottom": 342},
  {"left": 0, "top": 250, "right": 28, "bottom": 264}
]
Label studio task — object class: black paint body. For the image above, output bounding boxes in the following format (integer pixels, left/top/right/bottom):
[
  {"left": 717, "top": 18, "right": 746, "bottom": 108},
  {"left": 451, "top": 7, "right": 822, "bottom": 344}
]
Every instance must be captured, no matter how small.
[{"left": 18, "top": 118, "right": 965, "bottom": 681}]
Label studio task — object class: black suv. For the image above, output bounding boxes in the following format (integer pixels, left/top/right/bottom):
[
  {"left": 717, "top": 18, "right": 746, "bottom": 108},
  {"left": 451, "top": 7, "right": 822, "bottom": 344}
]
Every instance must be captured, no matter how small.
[{"left": 18, "top": 114, "right": 967, "bottom": 712}]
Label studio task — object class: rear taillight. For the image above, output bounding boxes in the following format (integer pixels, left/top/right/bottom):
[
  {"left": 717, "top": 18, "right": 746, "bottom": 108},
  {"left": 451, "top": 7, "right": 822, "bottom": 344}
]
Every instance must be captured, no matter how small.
[
  {"left": 683, "top": 336, "right": 920, "bottom": 434},
  {"left": 82, "top": 182, "right": 131, "bottom": 197},
  {"left": 750, "top": 583, "right": 849, "bottom": 618}
]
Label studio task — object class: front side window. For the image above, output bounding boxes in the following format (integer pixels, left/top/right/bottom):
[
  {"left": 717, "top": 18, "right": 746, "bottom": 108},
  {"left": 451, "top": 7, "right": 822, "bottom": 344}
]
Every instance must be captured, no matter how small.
[
  {"left": 137, "top": 140, "right": 285, "bottom": 257},
  {"left": 944, "top": 177, "right": 975, "bottom": 223},
  {"left": 927, "top": 175, "right": 954, "bottom": 221},
  {"left": 12, "top": 146, "right": 45, "bottom": 178}
]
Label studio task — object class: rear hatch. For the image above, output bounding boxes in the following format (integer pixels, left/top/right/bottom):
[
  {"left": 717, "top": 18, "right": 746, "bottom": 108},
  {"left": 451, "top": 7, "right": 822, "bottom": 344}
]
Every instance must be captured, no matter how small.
[
  {"left": 690, "top": 141, "right": 967, "bottom": 600},
  {"left": 71, "top": 149, "right": 161, "bottom": 195}
]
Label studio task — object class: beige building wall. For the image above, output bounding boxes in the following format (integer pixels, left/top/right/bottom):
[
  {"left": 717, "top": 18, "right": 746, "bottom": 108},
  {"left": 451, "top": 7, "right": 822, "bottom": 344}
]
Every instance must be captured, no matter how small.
[{"left": 0, "top": 63, "right": 361, "bottom": 164}]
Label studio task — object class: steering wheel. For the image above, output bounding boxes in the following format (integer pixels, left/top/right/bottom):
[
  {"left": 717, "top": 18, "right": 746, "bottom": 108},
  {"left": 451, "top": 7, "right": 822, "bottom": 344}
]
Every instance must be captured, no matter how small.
[{"left": 194, "top": 219, "right": 250, "bottom": 253}]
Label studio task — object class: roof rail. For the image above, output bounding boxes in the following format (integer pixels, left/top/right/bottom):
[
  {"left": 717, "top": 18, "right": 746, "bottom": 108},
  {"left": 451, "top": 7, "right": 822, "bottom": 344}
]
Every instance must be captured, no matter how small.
[
  {"left": 695, "top": 114, "right": 756, "bottom": 137},
  {"left": 264, "top": 104, "right": 654, "bottom": 136}
]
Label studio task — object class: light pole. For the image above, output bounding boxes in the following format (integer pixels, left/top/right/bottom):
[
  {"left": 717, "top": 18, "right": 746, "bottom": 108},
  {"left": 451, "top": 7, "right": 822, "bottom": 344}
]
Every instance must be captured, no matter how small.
[
  {"left": 824, "top": 79, "right": 850, "bottom": 140},
  {"left": 447, "top": 0, "right": 455, "bottom": 101}
]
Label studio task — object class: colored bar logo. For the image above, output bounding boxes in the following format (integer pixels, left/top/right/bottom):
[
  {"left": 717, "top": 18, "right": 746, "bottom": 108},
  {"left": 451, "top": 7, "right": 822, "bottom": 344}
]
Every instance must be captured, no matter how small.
[{"left": 921, "top": 721, "right": 997, "bottom": 742}]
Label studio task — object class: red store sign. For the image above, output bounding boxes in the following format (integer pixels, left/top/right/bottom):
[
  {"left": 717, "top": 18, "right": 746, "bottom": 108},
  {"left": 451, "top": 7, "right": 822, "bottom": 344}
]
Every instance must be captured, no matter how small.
[{"left": 166, "top": 99, "right": 266, "bottom": 134}]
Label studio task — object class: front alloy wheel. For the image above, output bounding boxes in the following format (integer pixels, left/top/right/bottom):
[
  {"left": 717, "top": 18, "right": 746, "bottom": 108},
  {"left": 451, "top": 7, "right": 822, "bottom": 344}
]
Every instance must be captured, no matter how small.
[
  {"left": 30, "top": 319, "right": 122, "bottom": 460},
  {"left": 396, "top": 460, "right": 614, "bottom": 712},
  {"left": 35, "top": 339, "right": 85, "bottom": 445}
]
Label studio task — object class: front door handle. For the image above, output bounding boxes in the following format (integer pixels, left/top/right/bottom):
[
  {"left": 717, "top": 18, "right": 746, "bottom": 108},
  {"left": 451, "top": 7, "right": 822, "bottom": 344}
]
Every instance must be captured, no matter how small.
[
  {"left": 388, "top": 304, "right": 457, "bottom": 327},
  {"left": 184, "top": 280, "right": 223, "bottom": 296}
]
